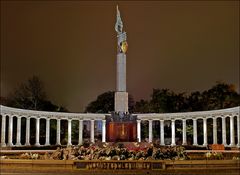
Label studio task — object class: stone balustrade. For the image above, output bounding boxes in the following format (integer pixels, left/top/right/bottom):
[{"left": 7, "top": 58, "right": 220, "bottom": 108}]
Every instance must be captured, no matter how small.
[{"left": 0, "top": 105, "right": 239, "bottom": 147}]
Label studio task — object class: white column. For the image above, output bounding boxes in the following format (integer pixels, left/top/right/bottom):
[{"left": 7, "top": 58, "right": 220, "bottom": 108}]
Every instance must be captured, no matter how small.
[
  {"left": 102, "top": 120, "right": 106, "bottom": 142},
  {"left": 213, "top": 117, "right": 217, "bottom": 144},
  {"left": 16, "top": 116, "right": 22, "bottom": 146},
  {"left": 137, "top": 120, "right": 141, "bottom": 142},
  {"left": 1, "top": 115, "right": 6, "bottom": 147},
  {"left": 222, "top": 116, "right": 227, "bottom": 146},
  {"left": 193, "top": 119, "right": 198, "bottom": 146},
  {"left": 8, "top": 115, "right": 13, "bottom": 146},
  {"left": 237, "top": 116, "right": 240, "bottom": 147},
  {"left": 78, "top": 120, "right": 83, "bottom": 145},
  {"left": 148, "top": 120, "right": 153, "bottom": 143},
  {"left": 25, "top": 118, "right": 30, "bottom": 146},
  {"left": 203, "top": 118, "right": 208, "bottom": 146},
  {"left": 182, "top": 119, "right": 187, "bottom": 145},
  {"left": 67, "top": 119, "right": 72, "bottom": 146},
  {"left": 56, "top": 119, "right": 61, "bottom": 145},
  {"left": 160, "top": 120, "right": 165, "bottom": 145},
  {"left": 171, "top": 119, "right": 176, "bottom": 146},
  {"left": 230, "top": 116, "right": 235, "bottom": 146},
  {"left": 90, "top": 120, "right": 95, "bottom": 143},
  {"left": 45, "top": 118, "right": 50, "bottom": 146},
  {"left": 35, "top": 118, "right": 40, "bottom": 146}
]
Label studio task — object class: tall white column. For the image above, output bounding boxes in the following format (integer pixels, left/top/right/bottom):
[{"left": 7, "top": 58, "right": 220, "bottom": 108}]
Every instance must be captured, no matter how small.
[
  {"left": 137, "top": 120, "right": 141, "bottom": 142},
  {"left": 67, "top": 119, "right": 72, "bottom": 146},
  {"left": 8, "top": 115, "right": 13, "bottom": 146},
  {"left": 230, "top": 116, "right": 235, "bottom": 146},
  {"left": 182, "top": 119, "right": 187, "bottom": 145},
  {"left": 78, "top": 120, "right": 83, "bottom": 145},
  {"left": 56, "top": 119, "right": 61, "bottom": 145},
  {"left": 35, "top": 118, "right": 40, "bottom": 146},
  {"left": 213, "top": 117, "right": 217, "bottom": 144},
  {"left": 1, "top": 115, "right": 6, "bottom": 147},
  {"left": 237, "top": 116, "right": 240, "bottom": 147},
  {"left": 102, "top": 120, "right": 106, "bottom": 142},
  {"left": 16, "top": 116, "right": 22, "bottom": 146},
  {"left": 222, "top": 116, "right": 227, "bottom": 146},
  {"left": 160, "top": 120, "right": 165, "bottom": 145},
  {"left": 25, "top": 118, "right": 30, "bottom": 146},
  {"left": 193, "top": 119, "right": 198, "bottom": 146},
  {"left": 171, "top": 119, "right": 176, "bottom": 146},
  {"left": 203, "top": 118, "right": 208, "bottom": 146},
  {"left": 90, "top": 120, "right": 95, "bottom": 143},
  {"left": 45, "top": 118, "right": 50, "bottom": 146},
  {"left": 148, "top": 120, "right": 153, "bottom": 143}
]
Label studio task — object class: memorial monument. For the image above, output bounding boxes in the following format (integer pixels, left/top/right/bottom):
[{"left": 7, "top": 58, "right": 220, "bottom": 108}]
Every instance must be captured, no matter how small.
[{"left": 106, "top": 6, "right": 137, "bottom": 142}]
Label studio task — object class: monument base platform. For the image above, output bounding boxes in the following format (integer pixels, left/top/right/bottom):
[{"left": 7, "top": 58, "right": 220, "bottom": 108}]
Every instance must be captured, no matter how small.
[{"left": 106, "top": 121, "right": 137, "bottom": 142}]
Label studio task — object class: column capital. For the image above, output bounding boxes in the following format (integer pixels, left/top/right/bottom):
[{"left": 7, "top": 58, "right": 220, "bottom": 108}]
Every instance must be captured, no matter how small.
[
  {"left": 221, "top": 115, "right": 226, "bottom": 119},
  {"left": 102, "top": 119, "right": 106, "bottom": 123},
  {"left": 137, "top": 119, "right": 141, "bottom": 123}
]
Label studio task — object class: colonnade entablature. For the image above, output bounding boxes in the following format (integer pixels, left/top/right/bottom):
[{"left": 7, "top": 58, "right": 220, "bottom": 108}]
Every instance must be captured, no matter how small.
[
  {"left": 136, "top": 106, "right": 239, "bottom": 121},
  {"left": 0, "top": 105, "right": 239, "bottom": 147}
]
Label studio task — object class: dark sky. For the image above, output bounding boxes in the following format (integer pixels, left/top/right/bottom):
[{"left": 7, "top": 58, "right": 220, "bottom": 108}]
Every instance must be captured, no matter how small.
[{"left": 1, "top": 1, "right": 239, "bottom": 112}]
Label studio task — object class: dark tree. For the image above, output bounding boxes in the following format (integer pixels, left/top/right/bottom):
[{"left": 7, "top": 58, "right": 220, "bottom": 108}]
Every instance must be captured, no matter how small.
[
  {"left": 85, "top": 91, "right": 134, "bottom": 113},
  {"left": 6, "top": 76, "right": 67, "bottom": 112},
  {"left": 203, "top": 82, "right": 240, "bottom": 110},
  {"left": 134, "top": 99, "right": 151, "bottom": 113}
]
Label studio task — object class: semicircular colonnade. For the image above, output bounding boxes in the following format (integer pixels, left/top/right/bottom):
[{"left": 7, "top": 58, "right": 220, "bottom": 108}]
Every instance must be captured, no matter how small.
[{"left": 0, "top": 105, "right": 239, "bottom": 148}]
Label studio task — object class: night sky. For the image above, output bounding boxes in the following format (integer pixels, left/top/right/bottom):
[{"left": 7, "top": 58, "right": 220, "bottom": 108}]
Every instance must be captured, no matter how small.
[{"left": 1, "top": 1, "right": 239, "bottom": 112}]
